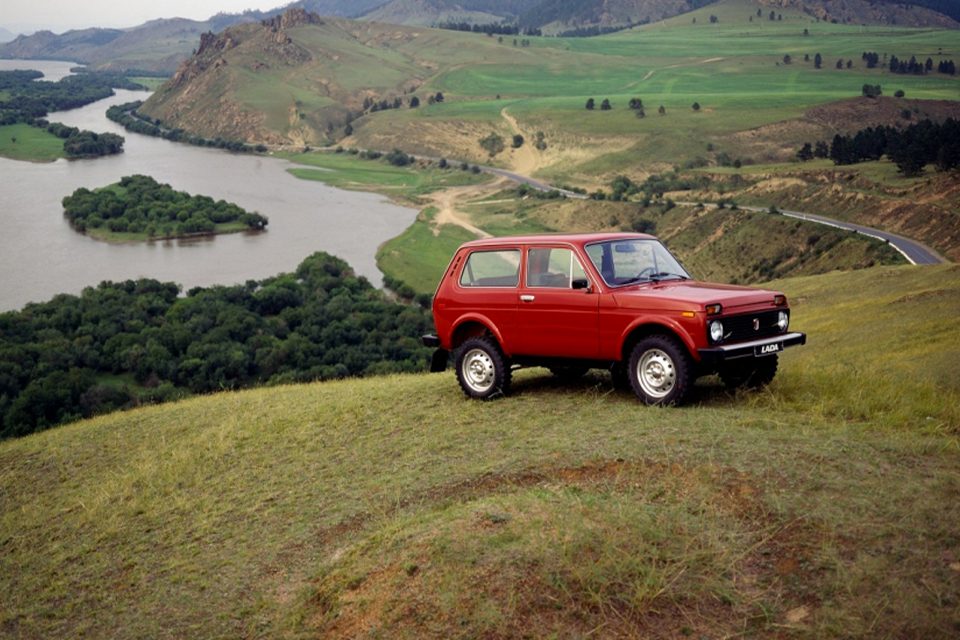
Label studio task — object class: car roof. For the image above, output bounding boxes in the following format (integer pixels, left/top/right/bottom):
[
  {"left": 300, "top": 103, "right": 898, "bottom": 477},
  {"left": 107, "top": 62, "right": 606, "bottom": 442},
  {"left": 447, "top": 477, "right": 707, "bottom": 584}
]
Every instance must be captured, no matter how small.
[{"left": 460, "top": 232, "right": 657, "bottom": 249}]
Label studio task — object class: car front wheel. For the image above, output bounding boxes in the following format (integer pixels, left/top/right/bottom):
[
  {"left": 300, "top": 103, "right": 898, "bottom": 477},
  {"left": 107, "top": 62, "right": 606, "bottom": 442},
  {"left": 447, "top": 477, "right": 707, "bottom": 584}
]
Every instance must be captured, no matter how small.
[
  {"left": 455, "top": 336, "right": 511, "bottom": 399},
  {"left": 627, "top": 335, "right": 693, "bottom": 406}
]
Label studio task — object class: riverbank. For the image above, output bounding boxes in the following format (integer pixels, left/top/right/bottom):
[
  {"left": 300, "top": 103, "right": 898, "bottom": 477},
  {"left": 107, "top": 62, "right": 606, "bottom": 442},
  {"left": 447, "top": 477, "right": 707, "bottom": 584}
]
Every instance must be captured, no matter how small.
[
  {"left": 81, "top": 222, "right": 256, "bottom": 244},
  {"left": 0, "top": 88, "right": 417, "bottom": 311}
]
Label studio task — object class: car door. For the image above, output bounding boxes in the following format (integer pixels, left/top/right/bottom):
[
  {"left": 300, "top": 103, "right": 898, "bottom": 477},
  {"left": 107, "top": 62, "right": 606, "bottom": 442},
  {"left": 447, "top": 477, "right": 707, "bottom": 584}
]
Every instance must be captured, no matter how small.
[{"left": 514, "top": 245, "right": 600, "bottom": 359}]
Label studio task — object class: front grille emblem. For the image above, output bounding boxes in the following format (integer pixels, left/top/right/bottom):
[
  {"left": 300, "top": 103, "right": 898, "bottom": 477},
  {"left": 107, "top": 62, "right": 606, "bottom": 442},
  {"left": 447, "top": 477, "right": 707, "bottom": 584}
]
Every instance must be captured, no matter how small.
[{"left": 752, "top": 318, "right": 760, "bottom": 331}]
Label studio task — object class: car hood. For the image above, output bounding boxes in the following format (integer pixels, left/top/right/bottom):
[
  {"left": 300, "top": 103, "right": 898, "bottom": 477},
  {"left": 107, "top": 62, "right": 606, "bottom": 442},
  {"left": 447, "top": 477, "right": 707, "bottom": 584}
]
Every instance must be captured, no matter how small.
[{"left": 612, "top": 280, "right": 781, "bottom": 310}]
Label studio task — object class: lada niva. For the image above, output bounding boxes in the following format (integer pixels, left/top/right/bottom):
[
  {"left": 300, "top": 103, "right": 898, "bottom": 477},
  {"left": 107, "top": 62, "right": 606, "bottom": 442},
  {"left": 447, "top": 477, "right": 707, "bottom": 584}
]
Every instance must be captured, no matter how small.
[{"left": 422, "top": 233, "right": 806, "bottom": 405}]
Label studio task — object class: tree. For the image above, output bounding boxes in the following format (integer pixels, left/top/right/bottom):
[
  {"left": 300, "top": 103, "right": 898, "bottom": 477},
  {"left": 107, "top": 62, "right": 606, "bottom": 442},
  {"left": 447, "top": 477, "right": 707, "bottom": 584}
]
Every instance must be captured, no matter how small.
[
  {"left": 836, "top": 59, "right": 844, "bottom": 69},
  {"left": 409, "top": 96, "right": 420, "bottom": 108},
  {"left": 783, "top": 54, "right": 792, "bottom": 65},
  {"left": 511, "top": 134, "right": 524, "bottom": 148},
  {"left": 814, "top": 141, "right": 829, "bottom": 158},
  {"left": 479, "top": 133, "right": 505, "bottom": 156},
  {"left": 862, "top": 84, "right": 882, "bottom": 98},
  {"left": 434, "top": 92, "right": 444, "bottom": 103},
  {"left": 658, "top": 105, "right": 666, "bottom": 116},
  {"left": 600, "top": 98, "right": 612, "bottom": 110},
  {"left": 894, "top": 89, "right": 905, "bottom": 98},
  {"left": 692, "top": 102, "right": 701, "bottom": 112},
  {"left": 814, "top": 53, "right": 822, "bottom": 69},
  {"left": 585, "top": 98, "right": 595, "bottom": 110},
  {"left": 797, "top": 142, "right": 814, "bottom": 161},
  {"left": 628, "top": 98, "right": 644, "bottom": 110},
  {"left": 344, "top": 123, "right": 353, "bottom": 136}
]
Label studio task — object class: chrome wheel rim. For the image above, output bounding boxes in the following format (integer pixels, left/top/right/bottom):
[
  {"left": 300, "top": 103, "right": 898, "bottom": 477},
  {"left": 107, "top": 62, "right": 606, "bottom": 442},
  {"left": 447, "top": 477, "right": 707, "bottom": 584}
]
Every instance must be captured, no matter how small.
[
  {"left": 637, "top": 349, "right": 676, "bottom": 399},
  {"left": 462, "top": 348, "right": 495, "bottom": 393}
]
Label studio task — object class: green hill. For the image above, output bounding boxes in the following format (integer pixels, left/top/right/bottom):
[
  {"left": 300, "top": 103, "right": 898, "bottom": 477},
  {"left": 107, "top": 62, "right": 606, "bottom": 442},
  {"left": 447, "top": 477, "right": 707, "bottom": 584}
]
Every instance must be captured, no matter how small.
[{"left": 2, "top": 264, "right": 958, "bottom": 638}]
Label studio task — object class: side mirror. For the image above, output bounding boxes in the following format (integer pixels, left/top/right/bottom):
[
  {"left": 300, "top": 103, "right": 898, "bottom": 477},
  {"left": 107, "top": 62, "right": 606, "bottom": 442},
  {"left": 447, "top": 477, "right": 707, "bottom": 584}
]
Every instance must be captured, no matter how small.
[{"left": 572, "top": 278, "right": 590, "bottom": 291}]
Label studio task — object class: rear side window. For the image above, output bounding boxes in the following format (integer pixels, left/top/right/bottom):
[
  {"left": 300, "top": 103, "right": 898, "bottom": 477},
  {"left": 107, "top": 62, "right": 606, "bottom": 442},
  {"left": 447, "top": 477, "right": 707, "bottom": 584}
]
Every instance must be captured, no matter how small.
[
  {"left": 459, "top": 250, "right": 520, "bottom": 287},
  {"left": 526, "top": 247, "right": 588, "bottom": 288}
]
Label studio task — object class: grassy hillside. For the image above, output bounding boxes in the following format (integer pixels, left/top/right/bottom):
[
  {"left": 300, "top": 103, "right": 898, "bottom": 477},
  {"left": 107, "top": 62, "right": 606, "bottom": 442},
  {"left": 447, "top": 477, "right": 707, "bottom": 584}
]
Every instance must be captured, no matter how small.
[
  {"left": 2, "top": 264, "right": 958, "bottom": 638},
  {"left": 371, "top": 182, "right": 906, "bottom": 294},
  {"left": 139, "top": 0, "right": 960, "bottom": 265}
]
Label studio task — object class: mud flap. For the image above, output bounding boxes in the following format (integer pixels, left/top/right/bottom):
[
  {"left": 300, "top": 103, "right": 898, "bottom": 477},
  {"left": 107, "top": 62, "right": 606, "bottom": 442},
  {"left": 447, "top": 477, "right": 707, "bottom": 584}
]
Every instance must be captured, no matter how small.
[{"left": 430, "top": 348, "right": 449, "bottom": 372}]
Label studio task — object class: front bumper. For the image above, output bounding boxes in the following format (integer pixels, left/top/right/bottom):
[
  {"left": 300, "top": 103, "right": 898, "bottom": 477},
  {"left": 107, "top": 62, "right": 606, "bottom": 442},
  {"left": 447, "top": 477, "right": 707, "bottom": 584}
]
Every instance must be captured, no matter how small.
[{"left": 698, "top": 331, "right": 806, "bottom": 365}]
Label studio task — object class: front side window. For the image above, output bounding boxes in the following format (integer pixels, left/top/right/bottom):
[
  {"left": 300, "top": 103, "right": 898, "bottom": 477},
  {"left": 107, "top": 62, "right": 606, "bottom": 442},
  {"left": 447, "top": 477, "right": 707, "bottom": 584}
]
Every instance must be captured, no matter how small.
[
  {"left": 526, "top": 247, "right": 588, "bottom": 288},
  {"left": 459, "top": 249, "right": 521, "bottom": 287},
  {"left": 585, "top": 239, "right": 690, "bottom": 287}
]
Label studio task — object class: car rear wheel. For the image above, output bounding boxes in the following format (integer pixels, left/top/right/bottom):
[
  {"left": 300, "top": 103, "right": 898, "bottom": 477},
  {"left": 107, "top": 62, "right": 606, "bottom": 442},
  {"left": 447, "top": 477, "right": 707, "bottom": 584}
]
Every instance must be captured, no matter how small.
[
  {"left": 627, "top": 335, "right": 693, "bottom": 406},
  {"left": 456, "top": 336, "right": 511, "bottom": 399}
]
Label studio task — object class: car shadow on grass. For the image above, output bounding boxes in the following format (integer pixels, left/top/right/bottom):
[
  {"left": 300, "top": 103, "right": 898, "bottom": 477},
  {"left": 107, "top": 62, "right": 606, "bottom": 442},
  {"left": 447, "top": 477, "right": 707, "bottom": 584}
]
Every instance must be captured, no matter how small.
[{"left": 506, "top": 367, "right": 752, "bottom": 408}]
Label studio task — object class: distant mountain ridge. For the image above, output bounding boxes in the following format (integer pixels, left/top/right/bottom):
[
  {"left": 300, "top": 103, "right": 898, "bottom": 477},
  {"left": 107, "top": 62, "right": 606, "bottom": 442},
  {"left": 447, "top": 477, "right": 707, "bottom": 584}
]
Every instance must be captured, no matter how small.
[
  {"left": 0, "top": 17, "right": 261, "bottom": 73},
  {"left": 0, "top": 0, "right": 955, "bottom": 73}
]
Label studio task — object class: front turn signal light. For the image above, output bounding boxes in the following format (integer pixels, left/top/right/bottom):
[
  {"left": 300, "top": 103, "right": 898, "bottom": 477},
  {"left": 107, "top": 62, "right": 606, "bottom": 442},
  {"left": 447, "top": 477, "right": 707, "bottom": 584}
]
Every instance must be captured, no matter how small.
[
  {"left": 705, "top": 303, "right": 722, "bottom": 315},
  {"left": 774, "top": 295, "right": 787, "bottom": 306}
]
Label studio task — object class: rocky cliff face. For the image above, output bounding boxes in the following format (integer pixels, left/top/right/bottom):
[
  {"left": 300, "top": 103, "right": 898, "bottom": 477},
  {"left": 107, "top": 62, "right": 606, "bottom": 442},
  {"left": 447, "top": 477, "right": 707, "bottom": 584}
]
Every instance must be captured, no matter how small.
[{"left": 141, "top": 9, "right": 344, "bottom": 146}]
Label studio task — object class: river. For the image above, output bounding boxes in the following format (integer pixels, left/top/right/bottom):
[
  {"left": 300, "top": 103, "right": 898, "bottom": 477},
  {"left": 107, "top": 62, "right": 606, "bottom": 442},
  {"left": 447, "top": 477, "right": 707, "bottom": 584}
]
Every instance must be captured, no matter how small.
[{"left": 0, "top": 61, "right": 417, "bottom": 311}]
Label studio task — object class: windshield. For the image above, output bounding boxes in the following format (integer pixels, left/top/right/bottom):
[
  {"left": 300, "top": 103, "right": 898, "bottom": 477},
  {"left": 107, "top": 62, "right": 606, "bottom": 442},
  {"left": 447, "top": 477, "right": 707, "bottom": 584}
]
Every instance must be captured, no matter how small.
[{"left": 585, "top": 239, "right": 690, "bottom": 287}]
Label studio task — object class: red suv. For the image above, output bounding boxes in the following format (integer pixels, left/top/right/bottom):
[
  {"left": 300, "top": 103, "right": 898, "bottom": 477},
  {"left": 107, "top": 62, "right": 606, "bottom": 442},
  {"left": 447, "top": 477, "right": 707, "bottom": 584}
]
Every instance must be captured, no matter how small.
[{"left": 422, "top": 233, "right": 805, "bottom": 405}]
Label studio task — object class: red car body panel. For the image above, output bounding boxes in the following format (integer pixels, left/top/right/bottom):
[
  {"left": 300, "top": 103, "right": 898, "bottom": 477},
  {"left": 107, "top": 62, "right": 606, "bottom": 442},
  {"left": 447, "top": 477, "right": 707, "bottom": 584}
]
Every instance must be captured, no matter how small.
[{"left": 429, "top": 233, "right": 803, "bottom": 368}]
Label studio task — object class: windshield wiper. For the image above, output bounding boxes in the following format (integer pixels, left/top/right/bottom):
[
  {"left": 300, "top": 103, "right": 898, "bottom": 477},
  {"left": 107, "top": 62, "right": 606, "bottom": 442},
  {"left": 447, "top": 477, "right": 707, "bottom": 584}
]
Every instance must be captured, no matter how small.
[
  {"left": 649, "top": 272, "right": 688, "bottom": 282},
  {"left": 618, "top": 272, "right": 688, "bottom": 286}
]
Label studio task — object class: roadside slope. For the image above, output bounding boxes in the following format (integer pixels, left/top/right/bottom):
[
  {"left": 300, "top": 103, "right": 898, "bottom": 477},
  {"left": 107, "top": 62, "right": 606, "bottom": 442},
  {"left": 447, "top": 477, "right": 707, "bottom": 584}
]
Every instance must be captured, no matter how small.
[{"left": 2, "top": 264, "right": 959, "bottom": 638}]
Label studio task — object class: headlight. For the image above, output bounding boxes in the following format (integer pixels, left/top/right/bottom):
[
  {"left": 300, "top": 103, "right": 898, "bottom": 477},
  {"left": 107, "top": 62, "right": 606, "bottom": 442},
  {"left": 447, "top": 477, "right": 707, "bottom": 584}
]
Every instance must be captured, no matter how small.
[
  {"left": 777, "top": 311, "right": 789, "bottom": 332},
  {"left": 709, "top": 320, "right": 724, "bottom": 343}
]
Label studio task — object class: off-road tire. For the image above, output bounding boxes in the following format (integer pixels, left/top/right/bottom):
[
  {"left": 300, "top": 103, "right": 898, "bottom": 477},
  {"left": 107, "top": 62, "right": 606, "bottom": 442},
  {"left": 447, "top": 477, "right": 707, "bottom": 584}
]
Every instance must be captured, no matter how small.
[
  {"left": 627, "top": 335, "right": 693, "bottom": 406},
  {"left": 455, "top": 336, "right": 511, "bottom": 399}
]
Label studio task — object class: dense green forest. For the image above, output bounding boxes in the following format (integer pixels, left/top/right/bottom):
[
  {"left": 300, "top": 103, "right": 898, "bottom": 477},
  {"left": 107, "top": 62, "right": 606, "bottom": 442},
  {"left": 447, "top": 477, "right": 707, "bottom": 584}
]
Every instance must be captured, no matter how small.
[
  {"left": 44, "top": 121, "right": 124, "bottom": 158},
  {"left": 62, "top": 175, "right": 269, "bottom": 238},
  {"left": 0, "top": 253, "right": 433, "bottom": 439},
  {"left": 0, "top": 69, "right": 137, "bottom": 158},
  {"left": 0, "top": 69, "right": 143, "bottom": 122}
]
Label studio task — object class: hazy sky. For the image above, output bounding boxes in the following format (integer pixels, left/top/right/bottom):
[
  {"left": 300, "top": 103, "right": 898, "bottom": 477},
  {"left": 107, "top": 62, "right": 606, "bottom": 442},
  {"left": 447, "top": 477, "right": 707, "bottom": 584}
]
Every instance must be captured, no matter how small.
[{"left": 4, "top": 1, "right": 288, "bottom": 34}]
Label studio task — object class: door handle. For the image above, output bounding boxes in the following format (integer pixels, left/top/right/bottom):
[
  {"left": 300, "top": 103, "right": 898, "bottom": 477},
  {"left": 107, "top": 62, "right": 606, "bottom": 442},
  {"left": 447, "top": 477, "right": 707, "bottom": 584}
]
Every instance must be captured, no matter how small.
[{"left": 520, "top": 294, "right": 535, "bottom": 302}]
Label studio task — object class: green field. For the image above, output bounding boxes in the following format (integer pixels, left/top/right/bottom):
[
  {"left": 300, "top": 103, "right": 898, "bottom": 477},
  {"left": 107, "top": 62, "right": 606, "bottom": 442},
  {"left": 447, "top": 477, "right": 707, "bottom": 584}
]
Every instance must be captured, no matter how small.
[
  {"left": 346, "top": 0, "right": 960, "bottom": 175},
  {"left": 0, "top": 123, "right": 64, "bottom": 162},
  {"left": 1, "top": 264, "right": 958, "bottom": 638},
  {"left": 375, "top": 207, "right": 478, "bottom": 292},
  {"left": 284, "top": 150, "right": 491, "bottom": 199}
]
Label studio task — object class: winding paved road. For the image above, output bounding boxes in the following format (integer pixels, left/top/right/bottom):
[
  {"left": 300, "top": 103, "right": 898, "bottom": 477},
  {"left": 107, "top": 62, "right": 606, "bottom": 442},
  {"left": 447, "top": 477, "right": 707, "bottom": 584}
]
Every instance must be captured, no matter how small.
[
  {"left": 738, "top": 206, "right": 946, "bottom": 266},
  {"left": 481, "top": 168, "right": 946, "bottom": 265}
]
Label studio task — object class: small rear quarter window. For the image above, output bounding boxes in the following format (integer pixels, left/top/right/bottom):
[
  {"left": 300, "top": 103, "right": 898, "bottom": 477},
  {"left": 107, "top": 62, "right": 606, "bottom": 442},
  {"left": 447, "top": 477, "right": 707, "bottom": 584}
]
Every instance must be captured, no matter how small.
[{"left": 459, "top": 249, "right": 520, "bottom": 287}]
